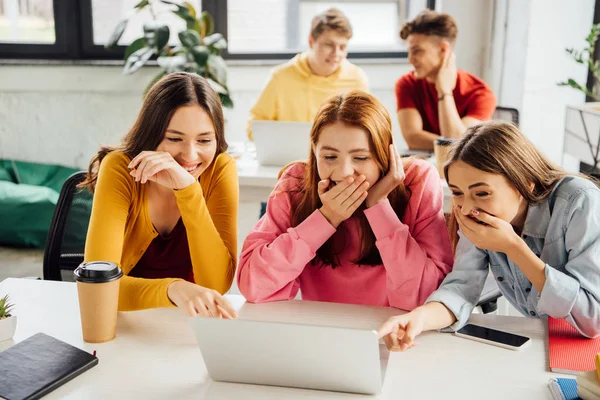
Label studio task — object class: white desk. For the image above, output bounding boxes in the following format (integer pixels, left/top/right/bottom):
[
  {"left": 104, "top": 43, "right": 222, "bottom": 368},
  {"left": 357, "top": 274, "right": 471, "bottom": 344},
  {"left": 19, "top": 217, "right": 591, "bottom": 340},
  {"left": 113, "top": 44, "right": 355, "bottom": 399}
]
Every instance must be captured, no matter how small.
[{"left": 0, "top": 278, "right": 559, "bottom": 399}]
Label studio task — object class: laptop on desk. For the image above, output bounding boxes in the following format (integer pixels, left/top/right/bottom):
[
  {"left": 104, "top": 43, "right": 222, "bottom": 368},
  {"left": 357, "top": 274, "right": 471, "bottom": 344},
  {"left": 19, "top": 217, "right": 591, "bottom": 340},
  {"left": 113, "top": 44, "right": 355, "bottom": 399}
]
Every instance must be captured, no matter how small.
[
  {"left": 190, "top": 318, "right": 388, "bottom": 395},
  {"left": 252, "top": 121, "right": 312, "bottom": 166}
]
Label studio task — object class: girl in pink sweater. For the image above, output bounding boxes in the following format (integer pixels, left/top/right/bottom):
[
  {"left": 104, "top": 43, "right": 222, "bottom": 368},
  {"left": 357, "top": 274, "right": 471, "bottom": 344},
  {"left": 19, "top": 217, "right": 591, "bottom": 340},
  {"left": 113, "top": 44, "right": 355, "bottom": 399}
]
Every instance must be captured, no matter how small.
[{"left": 238, "top": 91, "right": 453, "bottom": 310}]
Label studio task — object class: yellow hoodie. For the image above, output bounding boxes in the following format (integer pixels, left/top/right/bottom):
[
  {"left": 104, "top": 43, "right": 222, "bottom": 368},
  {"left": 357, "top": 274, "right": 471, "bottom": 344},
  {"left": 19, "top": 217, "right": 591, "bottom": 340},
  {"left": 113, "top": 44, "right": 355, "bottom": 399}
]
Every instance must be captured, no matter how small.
[{"left": 247, "top": 52, "right": 369, "bottom": 140}]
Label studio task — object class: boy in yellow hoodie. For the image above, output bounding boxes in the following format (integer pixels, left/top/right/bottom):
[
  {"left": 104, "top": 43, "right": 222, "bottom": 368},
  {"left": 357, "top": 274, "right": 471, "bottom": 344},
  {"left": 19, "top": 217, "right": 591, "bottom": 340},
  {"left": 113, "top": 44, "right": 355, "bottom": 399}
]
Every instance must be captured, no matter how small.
[{"left": 247, "top": 8, "right": 368, "bottom": 140}]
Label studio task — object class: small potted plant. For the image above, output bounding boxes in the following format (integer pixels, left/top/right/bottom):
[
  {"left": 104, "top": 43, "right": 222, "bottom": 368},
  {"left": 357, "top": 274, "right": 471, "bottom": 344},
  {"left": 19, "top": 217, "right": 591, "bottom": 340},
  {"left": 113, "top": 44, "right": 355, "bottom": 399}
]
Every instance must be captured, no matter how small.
[{"left": 0, "top": 294, "right": 17, "bottom": 342}]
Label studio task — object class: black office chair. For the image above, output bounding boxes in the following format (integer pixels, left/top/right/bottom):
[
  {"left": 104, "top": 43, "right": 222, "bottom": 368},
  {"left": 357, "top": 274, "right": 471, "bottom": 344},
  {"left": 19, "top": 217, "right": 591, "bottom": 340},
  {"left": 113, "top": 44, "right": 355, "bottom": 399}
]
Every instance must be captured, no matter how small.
[
  {"left": 43, "top": 171, "right": 93, "bottom": 281},
  {"left": 492, "top": 106, "right": 520, "bottom": 126},
  {"left": 476, "top": 274, "right": 502, "bottom": 313}
]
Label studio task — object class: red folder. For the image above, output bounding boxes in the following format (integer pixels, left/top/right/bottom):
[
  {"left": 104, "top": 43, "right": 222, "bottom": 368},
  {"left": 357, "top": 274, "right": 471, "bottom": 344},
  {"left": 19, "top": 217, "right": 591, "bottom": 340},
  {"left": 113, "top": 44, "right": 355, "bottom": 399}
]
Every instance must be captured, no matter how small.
[{"left": 548, "top": 317, "right": 600, "bottom": 374}]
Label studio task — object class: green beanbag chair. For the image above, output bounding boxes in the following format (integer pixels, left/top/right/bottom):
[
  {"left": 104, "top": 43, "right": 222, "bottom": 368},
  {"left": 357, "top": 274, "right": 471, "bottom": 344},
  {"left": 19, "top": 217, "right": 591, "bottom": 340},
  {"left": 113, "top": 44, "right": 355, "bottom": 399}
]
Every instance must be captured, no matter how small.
[{"left": 0, "top": 160, "right": 82, "bottom": 248}]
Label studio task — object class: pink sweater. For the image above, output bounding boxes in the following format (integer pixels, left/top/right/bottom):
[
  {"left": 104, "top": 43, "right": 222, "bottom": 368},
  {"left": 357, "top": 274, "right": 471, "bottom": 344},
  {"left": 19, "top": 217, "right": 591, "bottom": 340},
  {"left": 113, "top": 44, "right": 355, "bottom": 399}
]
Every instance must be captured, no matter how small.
[{"left": 237, "top": 159, "right": 453, "bottom": 310}]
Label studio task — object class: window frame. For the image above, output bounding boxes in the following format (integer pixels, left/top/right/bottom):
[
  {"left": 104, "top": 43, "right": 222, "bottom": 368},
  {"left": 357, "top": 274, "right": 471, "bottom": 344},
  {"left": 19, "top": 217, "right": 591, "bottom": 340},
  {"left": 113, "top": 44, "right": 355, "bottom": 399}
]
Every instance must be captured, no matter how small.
[
  {"left": 0, "top": 0, "right": 80, "bottom": 59},
  {"left": 211, "top": 0, "right": 437, "bottom": 60},
  {"left": 0, "top": 0, "right": 435, "bottom": 61}
]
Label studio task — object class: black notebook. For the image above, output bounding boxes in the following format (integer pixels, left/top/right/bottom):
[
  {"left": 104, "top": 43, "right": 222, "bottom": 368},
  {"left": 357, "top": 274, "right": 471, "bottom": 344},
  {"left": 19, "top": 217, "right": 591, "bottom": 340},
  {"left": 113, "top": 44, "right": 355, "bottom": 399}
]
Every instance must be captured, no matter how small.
[{"left": 0, "top": 332, "right": 98, "bottom": 400}]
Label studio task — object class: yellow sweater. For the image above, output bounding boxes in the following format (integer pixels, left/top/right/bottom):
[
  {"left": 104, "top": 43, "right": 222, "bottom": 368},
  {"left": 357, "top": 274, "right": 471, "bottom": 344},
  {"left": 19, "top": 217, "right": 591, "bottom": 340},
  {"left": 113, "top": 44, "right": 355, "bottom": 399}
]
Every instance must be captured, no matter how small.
[
  {"left": 84, "top": 151, "right": 238, "bottom": 311},
  {"left": 247, "top": 52, "right": 369, "bottom": 140}
]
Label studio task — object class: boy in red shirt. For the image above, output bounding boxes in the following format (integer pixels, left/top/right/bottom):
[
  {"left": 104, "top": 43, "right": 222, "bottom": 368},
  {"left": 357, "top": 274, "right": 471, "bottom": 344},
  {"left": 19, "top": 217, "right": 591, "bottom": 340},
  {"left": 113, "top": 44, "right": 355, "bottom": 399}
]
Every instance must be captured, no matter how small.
[{"left": 396, "top": 10, "right": 496, "bottom": 151}]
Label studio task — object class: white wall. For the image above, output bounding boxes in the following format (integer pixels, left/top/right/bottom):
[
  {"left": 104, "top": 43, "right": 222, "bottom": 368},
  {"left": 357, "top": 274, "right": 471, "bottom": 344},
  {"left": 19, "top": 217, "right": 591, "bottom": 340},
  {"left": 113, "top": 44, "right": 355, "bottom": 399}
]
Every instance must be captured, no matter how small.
[
  {"left": 521, "top": 0, "right": 594, "bottom": 163},
  {"left": 488, "top": 0, "right": 594, "bottom": 164},
  {"left": 0, "top": 62, "right": 413, "bottom": 168},
  {"left": 441, "top": 0, "right": 493, "bottom": 78},
  {"left": 0, "top": 1, "right": 492, "bottom": 169}
]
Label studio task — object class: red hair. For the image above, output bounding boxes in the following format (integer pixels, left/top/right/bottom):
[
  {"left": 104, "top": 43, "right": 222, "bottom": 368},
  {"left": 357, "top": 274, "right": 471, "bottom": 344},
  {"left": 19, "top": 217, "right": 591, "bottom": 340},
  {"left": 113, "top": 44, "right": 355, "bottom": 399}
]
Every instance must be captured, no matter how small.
[{"left": 283, "top": 91, "right": 411, "bottom": 267}]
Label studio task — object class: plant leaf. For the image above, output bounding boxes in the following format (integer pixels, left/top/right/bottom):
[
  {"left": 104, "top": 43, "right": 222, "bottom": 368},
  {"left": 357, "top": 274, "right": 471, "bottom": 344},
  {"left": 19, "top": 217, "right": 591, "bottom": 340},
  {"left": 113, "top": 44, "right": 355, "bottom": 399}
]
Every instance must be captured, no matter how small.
[
  {"left": 143, "top": 22, "right": 170, "bottom": 50},
  {"left": 179, "top": 30, "right": 202, "bottom": 48},
  {"left": 207, "top": 55, "right": 227, "bottom": 85},
  {"left": 190, "top": 45, "right": 210, "bottom": 67},
  {"left": 200, "top": 11, "right": 214, "bottom": 37},
  {"left": 207, "top": 77, "right": 227, "bottom": 94},
  {"left": 219, "top": 93, "right": 234, "bottom": 108},
  {"left": 188, "top": 18, "right": 203, "bottom": 34},
  {"left": 124, "top": 47, "right": 155, "bottom": 74},
  {"left": 124, "top": 37, "right": 147, "bottom": 60},
  {"left": 184, "top": 1, "right": 196, "bottom": 18},
  {"left": 0, "top": 295, "right": 13, "bottom": 318},
  {"left": 134, "top": 0, "right": 149, "bottom": 9},
  {"left": 208, "top": 38, "right": 227, "bottom": 55},
  {"left": 203, "top": 33, "right": 224, "bottom": 47},
  {"left": 157, "top": 55, "right": 187, "bottom": 72},
  {"left": 163, "top": 1, "right": 196, "bottom": 24},
  {"left": 105, "top": 17, "right": 129, "bottom": 48},
  {"left": 155, "top": 25, "right": 170, "bottom": 50}
]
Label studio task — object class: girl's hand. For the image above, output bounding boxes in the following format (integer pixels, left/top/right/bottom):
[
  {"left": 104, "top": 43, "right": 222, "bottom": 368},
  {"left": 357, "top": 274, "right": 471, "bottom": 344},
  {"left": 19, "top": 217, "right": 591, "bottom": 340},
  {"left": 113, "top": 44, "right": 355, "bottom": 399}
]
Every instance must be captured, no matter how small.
[
  {"left": 318, "top": 175, "right": 369, "bottom": 228},
  {"left": 167, "top": 280, "right": 237, "bottom": 318},
  {"left": 454, "top": 205, "right": 520, "bottom": 253},
  {"left": 128, "top": 151, "right": 196, "bottom": 190},
  {"left": 377, "top": 311, "right": 424, "bottom": 352},
  {"left": 366, "top": 144, "right": 405, "bottom": 208}
]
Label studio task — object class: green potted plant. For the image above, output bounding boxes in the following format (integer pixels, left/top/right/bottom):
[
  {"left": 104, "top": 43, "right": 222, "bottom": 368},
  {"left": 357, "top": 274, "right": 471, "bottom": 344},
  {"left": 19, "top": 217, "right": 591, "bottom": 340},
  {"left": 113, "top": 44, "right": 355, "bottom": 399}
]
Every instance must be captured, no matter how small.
[
  {"left": 106, "top": 0, "right": 233, "bottom": 108},
  {"left": 0, "top": 294, "right": 16, "bottom": 342},
  {"left": 559, "top": 23, "right": 600, "bottom": 176}
]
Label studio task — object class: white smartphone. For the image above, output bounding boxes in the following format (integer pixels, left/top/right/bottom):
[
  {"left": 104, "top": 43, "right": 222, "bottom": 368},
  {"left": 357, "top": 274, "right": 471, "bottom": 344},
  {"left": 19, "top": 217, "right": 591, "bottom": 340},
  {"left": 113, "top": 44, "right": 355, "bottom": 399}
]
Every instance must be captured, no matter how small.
[{"left": 454, "top": 324, "right": 531, "bottom": 351}]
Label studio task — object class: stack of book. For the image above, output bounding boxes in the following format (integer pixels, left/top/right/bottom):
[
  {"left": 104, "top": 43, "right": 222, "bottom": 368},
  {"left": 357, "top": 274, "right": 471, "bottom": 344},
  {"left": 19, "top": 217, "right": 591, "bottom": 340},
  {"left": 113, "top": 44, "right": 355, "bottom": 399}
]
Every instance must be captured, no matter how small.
[{"left": 547, "top": 317, "right": 600, "bottom": 400}]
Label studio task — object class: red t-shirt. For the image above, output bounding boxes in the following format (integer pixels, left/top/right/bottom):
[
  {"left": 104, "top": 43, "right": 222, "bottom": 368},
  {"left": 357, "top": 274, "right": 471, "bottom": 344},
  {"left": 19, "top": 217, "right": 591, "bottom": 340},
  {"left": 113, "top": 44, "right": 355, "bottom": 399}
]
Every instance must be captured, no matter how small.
[{"left": 395, "top": 69, "right": 496, "bottom": 135}]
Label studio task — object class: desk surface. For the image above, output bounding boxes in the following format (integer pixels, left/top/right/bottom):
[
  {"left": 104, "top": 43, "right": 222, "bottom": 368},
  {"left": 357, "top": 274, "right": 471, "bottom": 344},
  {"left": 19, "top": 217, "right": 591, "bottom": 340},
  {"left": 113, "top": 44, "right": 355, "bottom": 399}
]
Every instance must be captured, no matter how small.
[{"left": 0, "top": 278, "right": 558, "bottom": 399}]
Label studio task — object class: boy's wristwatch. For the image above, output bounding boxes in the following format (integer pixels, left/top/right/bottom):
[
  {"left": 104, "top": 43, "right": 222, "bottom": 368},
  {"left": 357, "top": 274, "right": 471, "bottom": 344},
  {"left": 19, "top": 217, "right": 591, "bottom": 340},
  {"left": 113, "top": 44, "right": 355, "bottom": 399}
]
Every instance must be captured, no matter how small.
[{"left": 438, "top": 92, "right": 453, "bottom": 101}]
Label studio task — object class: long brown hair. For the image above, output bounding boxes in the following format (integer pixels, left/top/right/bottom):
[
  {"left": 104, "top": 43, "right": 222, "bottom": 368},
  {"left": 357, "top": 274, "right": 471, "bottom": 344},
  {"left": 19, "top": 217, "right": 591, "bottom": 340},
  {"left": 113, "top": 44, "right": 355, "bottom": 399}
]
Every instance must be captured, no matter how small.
[
  {"left": 285, "top": 91, "right": 410, "bottom": 268},
  {"left": 443, "top": 121, "right": 571, "bottom": 250},
  {"left": 79, "top": 72, "right": 227, "bottom": 192}
]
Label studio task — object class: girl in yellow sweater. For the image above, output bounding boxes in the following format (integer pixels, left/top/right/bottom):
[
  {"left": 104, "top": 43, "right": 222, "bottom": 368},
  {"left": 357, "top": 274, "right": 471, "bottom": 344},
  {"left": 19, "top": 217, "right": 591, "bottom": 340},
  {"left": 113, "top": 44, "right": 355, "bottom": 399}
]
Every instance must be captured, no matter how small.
[{"left": 80, "top": 72, "right": 238, "bottom": 318}]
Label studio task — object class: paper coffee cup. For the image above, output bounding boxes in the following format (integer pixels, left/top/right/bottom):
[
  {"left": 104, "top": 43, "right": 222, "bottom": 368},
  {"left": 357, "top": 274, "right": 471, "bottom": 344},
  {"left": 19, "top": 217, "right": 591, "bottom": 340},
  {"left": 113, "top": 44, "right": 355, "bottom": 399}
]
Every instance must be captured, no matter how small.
[
  {"left": 74, "top": 261, "right": 123, "bottom": 343},
  {"left": 433, "top": 137, "right": 457, "bottom": 178}
]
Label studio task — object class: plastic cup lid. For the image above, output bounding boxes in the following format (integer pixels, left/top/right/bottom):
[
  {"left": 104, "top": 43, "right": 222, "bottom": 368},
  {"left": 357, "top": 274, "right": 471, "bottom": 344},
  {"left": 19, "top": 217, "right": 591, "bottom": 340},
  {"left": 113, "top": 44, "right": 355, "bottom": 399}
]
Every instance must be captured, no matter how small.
[
  {"left": 435, "top": 137, "right": 457, "bottom": 146},
  {"left": 73, "top": 261, "right": 123, "bottom": 283}
]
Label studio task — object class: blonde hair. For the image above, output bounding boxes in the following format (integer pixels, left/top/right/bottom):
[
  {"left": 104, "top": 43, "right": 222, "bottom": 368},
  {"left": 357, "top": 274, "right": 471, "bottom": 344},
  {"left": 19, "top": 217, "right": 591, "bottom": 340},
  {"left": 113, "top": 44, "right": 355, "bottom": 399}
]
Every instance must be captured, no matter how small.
[{"left": 310, "top": 8, "right": 353, "bottom": 40}]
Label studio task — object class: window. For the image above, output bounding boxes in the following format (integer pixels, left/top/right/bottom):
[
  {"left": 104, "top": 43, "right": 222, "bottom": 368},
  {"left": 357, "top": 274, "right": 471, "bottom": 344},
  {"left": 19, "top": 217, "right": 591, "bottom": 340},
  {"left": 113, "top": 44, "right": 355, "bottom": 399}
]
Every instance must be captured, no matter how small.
[
  {"left": 0, "top": 0, "right": 55, "bottom": 43},
  {"left": 0, "top": 0, "right": 434, "bottom": 60},
  {"left": 222, "top": 0, "right": 435, "bottom": 59},
  {"left": 0, "top": 0, "right": 73, "bottom": 58},
  {"left": 90, "top": 0, "right": 201, "bottom": 46}
]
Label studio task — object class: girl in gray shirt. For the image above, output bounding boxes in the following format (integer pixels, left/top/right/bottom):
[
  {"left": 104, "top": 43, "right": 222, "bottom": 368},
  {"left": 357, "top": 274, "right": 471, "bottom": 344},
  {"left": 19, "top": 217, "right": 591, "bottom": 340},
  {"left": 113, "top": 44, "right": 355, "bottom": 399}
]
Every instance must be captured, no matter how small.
[{"left": 379, "top": 121, "right": 600, "bottom": 351}]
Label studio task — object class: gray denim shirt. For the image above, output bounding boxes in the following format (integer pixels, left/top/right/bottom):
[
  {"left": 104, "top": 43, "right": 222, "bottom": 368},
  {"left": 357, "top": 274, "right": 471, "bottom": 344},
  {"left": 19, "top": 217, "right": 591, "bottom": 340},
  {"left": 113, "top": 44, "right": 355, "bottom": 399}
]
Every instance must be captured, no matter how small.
[{"left": 426, "top": 176, "right": 600, "bottom": 338}]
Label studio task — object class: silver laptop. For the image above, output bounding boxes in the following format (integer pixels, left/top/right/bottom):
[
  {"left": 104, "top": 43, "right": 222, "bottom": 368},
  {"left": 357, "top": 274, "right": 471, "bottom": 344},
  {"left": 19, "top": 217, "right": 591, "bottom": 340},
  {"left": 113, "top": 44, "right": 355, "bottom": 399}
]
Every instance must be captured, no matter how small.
[
  {"left": 190, "top": 318, "right": 388, "bottom": 395},
  {"left": 252, "top": 120, "right": 312, "bottom": 166}
]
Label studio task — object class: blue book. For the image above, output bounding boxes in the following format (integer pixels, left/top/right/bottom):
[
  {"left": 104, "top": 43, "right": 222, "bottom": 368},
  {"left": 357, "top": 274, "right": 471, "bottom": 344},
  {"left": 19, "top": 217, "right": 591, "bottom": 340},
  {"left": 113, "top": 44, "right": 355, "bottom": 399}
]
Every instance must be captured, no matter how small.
[{"left": 548, "top": 377, "right": 581, "bottom": 400}]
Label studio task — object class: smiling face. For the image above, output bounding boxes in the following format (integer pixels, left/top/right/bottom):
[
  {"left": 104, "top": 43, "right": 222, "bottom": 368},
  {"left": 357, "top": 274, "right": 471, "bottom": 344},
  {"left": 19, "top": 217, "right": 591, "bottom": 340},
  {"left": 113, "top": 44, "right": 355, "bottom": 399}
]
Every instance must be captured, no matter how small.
[
  {"left": 406, "top": 33, "right": 446, "bottom": 80},
  {"left": 308, "top": 30, "right": 349, "bottom": 77},
  {"left": 314, "top": 121, "right": 381, "bottom": 190},
  {"left": 447, "top": 160, "right": 530, "bottom": 228},
  {"left": 155, "top": 105, "right": 217, "bottom": 179}
]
